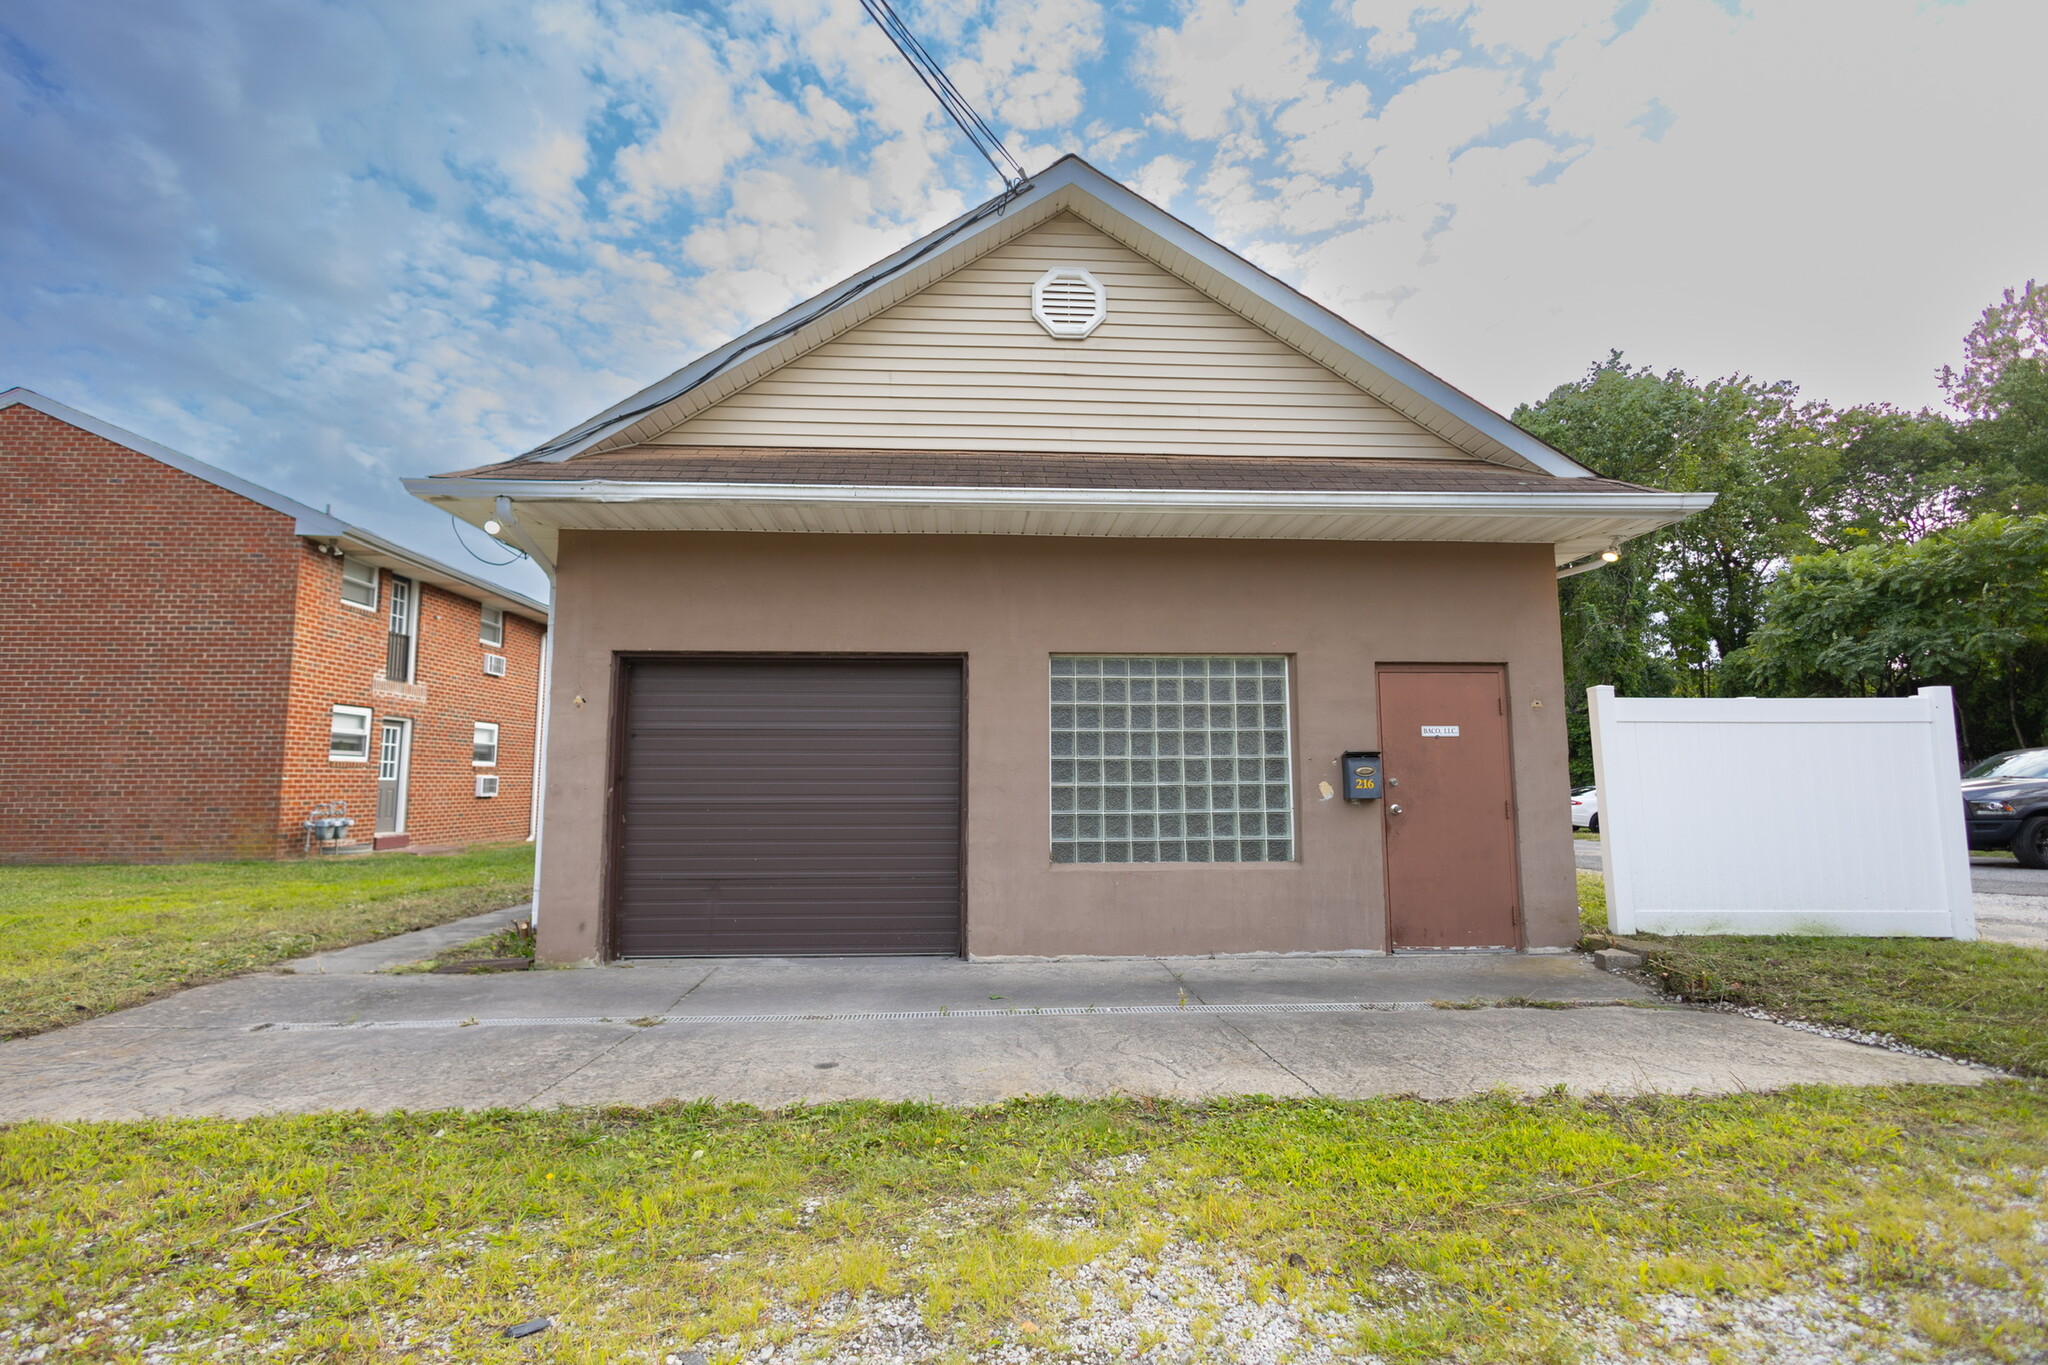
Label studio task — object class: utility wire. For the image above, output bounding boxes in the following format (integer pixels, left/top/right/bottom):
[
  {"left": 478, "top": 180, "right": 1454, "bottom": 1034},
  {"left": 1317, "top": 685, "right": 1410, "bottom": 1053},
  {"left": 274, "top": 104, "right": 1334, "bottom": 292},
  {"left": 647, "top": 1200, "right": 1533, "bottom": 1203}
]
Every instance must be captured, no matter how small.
[
  {"left": 449, "top": 513, "right": 528, "bottom": 567},
  {"left": 858, "top": 0, "right": 1025, "bottom": 190},
  {"left": 512, "top": 3, "right": 1029, "bottom": 465}
]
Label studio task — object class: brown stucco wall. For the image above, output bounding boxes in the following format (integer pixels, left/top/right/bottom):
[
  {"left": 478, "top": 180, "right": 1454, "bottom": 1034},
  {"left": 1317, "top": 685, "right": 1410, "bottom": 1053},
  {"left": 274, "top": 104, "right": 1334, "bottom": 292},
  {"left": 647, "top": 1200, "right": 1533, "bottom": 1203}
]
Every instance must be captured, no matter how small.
[{"left": 533, "top": 531, "right": 1576, "bottom": 962}]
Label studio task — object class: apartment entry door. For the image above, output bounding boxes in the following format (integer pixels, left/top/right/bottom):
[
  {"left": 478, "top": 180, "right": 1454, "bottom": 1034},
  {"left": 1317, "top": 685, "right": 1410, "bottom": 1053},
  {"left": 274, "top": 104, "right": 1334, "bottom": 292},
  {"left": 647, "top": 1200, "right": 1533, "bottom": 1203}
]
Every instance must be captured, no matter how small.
[
  {"left": 375, "top": 718, "right": 412, "bottom": 839},
  {"left": 1377, "top": 665, "right": 1519, "bottom": 949}
]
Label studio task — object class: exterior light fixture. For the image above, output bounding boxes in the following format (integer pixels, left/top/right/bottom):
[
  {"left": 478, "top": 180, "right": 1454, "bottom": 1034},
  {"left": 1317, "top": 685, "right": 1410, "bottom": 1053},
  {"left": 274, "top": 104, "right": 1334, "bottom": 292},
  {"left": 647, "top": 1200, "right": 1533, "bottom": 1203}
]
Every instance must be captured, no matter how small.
[
  {"left": 483, "top": 519, "right": 503, "bottom": 536},
  {"left": 1600, "top": 543, "right": 1622, "bottom": 563}
]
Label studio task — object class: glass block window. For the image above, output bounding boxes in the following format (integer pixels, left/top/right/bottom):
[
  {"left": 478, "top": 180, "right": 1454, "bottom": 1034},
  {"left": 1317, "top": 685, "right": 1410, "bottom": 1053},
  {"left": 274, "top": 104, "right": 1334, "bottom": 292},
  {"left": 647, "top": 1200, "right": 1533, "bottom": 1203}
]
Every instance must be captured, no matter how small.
[{"left": 1050, "top": 656, "right": 1294, "bottom": 864}]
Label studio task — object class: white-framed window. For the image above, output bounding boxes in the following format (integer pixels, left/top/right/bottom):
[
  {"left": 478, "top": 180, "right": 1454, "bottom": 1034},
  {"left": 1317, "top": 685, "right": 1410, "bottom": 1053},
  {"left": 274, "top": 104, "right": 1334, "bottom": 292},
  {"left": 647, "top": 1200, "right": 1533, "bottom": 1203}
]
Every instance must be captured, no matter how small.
[
  {"left": 479, "top": 605, "right": 505, "bottom": 647},
  {"left": 340, "top": 556, "right": 379, "bottom": 610},
  {"left": 385, "top": 575, "right": 416, "bottom": 683},
  {"left": 1049, "top": 656, "right": 1295, "bottom": 864},
  {"left": 472, "top": 721, "right": 499, "bottom": 766},
  {"left": 329, "top": 705, "right": 374, "bottom": 761}
]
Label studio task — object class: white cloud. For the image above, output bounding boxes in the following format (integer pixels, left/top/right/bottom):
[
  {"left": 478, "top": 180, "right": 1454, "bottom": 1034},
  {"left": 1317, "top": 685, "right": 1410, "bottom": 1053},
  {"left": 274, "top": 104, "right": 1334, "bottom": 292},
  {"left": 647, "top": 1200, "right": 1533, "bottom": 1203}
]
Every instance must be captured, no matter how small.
[
  {"left": 1286, "top": 0, "right": 2048, "bottom": 413},
  {"left": 1130, "top": 154, "right": 1194, "bottom": 209},
  {"left": 1139, "top": 0, "right": 1320, "bottom": 139},
  {"left": 959, "top": 0, "right": 1104, "bottom": 132}
]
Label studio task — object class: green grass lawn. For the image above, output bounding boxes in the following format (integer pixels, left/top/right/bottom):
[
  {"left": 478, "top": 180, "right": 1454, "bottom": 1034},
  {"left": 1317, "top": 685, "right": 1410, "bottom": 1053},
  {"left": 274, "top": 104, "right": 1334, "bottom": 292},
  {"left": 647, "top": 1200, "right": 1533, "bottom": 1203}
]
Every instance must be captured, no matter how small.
[
  {"left": 1, "top": 1087, "right": 2042, "bottom": 1362},
  {"left": 1576, "top": 869, "right": 2048, "bottom": 1076},
  {"left": 0, "top": 845, "right": 534, "bottom": 1037}
]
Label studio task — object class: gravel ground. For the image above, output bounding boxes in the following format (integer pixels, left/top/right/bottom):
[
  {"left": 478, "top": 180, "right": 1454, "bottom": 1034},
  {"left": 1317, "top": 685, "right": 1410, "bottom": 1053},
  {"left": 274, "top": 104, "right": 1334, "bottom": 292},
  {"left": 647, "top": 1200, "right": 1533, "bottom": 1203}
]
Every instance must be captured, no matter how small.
[
  {"left": 715, "top": 1241, "right": 1352, "bottom": 1365},
  {"left": 669, "top": 1155, "right": 2045, "bottom": 1365},
  {"left": 673, "top": 1245, "right": 2048, "bottom": 1365},
  {"left": 1582, "top": 1283, "right": 2048, "bottom": 1364}
]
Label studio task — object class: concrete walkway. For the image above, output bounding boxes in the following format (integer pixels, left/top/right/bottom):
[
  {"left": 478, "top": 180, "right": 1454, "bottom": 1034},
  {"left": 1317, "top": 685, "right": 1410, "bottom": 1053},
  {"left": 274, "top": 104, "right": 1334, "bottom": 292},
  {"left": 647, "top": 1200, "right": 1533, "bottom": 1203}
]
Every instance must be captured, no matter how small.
[
  {"left": 282, "top": 903, "right": 532, "bottom": 974},
  {"left": 0, "top": 947, "right": 1982, "bottom": 1120}
]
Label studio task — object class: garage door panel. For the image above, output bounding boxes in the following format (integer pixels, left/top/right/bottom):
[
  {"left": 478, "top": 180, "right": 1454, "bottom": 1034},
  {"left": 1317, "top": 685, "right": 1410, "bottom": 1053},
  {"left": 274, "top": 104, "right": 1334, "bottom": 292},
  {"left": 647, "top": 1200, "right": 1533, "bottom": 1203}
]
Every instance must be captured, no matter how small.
[
  {"left": 622, "top": 850, "right": 961, "bottom": 875},
  {"left": 615, "top": 659, "right": 963, "bottom": 956},
  {"left": 617, "top": 878, "right": 959, "bottom": 956}
]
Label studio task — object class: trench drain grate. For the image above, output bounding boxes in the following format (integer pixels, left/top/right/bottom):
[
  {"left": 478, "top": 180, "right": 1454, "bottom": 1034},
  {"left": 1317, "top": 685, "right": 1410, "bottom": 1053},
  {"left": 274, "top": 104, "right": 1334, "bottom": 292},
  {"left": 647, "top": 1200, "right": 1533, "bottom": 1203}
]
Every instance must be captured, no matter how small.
[{"left": 251, "top": 999, "right": 1634, "bottom": 1032}]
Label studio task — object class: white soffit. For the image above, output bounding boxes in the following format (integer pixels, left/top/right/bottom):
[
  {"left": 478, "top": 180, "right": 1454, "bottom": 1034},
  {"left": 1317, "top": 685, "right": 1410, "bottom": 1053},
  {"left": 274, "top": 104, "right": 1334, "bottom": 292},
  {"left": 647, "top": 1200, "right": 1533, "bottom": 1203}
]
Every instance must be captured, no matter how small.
[
  {"left": 406, "top": 477, "right": 1709, "bottom": 568},
  {"left": 505, "top": 159, "right": 1592, "bottom": 478}
]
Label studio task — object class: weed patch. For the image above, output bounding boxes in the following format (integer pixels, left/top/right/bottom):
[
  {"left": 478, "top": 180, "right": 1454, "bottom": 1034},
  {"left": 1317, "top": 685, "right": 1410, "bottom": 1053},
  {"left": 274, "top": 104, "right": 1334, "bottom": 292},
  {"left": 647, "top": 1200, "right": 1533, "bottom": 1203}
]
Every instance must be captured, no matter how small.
[{"left": 1576, "top": 867, "right": 1607, "bottom": 935}]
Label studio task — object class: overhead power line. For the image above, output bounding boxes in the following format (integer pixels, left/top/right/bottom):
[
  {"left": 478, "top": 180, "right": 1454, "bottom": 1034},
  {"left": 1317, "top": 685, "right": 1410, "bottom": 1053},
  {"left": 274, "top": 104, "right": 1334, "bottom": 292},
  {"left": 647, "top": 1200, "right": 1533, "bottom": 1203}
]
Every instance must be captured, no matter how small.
[{"left": 858, "top": 0, "right": 1026, "bottom": 191}]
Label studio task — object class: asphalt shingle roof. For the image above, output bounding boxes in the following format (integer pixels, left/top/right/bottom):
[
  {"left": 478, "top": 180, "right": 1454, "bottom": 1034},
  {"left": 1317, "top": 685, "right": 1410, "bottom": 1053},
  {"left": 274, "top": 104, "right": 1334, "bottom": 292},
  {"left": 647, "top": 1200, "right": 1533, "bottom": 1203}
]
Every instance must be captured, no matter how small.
[{"left": 443, "top": 446, "right": 1659, "bottom": 496}]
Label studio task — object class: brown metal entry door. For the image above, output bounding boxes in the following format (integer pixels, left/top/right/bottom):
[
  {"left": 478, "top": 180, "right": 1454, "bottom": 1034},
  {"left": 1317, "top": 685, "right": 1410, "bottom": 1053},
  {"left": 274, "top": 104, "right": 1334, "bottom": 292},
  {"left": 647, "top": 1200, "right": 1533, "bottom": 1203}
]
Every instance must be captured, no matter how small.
[
  {"left": 614, "top": 658, "right": 962, "bottom": 956},
  {"left": 1377, "top": 665, "right": 1519, "bottom": 949}
]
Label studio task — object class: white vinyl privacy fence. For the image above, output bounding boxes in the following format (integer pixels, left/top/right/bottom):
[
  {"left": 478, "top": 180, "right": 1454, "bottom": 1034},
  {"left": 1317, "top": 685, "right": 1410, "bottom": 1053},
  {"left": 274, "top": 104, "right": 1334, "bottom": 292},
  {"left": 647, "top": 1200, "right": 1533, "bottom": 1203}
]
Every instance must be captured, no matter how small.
[{"left": 1588, "top": 685, "right": 1975, "bottom": 938}]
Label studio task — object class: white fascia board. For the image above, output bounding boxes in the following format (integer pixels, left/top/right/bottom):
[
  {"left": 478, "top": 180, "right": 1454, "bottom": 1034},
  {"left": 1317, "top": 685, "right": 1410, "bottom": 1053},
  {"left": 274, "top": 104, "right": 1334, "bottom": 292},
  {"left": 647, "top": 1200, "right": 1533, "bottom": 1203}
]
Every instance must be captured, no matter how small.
[
  {"left": 333, "top": 525, "right": 550, "bottom": 622},
  {"left": 411, "top": 476, "right": 1710, "bottom": 540},
  {"left": 497, "top": 158, "right": 1590, "bottom": 478},
  {"left": 2, "top": 387, "right": 350, "bottom": 535}
]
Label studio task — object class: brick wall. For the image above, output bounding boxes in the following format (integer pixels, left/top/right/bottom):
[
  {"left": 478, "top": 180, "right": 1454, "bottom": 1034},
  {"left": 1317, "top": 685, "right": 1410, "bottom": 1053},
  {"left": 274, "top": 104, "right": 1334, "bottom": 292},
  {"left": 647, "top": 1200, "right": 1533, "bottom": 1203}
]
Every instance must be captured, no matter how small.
[
  {"left": 0, "top": 405, "right": 297, "bottom": 862},
  {"left": 277, "top": 547, "right": 543, "bottom": 853}
]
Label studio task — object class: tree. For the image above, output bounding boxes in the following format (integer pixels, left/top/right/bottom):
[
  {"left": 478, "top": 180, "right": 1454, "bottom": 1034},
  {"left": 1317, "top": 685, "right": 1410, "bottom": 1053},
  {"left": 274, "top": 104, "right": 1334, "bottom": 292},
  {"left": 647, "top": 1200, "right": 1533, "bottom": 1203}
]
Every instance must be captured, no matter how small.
[
  {"left": 1940, "top": 279, "right": 2048, "bottom": 420},
  {"left": 1728, "top": 514, "right": 2048, "bottom": 755},
  {"left": 1513, "top": 355, "right": 1836, "bottom": 779},
  {"left": 1943, "top": 279, "right": 2048, "bottom": 514},
  {"left": 1805, "top": 406, "right": 1982, "bottom": 548}
]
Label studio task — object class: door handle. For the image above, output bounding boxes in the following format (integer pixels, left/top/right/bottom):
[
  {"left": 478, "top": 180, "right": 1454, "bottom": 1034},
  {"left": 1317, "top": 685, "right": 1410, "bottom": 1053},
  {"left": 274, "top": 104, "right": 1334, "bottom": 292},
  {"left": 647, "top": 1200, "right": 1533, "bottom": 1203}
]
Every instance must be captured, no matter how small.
[{"left": 1388, "top": 804, "right": 1403, "bottom": 815}]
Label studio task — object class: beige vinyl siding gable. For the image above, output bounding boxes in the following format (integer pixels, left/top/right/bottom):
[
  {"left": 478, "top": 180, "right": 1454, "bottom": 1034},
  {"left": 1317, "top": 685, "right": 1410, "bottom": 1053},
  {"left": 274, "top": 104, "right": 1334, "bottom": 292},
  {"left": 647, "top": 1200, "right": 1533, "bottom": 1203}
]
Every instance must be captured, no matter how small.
[{"left": 649, "top": 214, "right": 1472, "bottom": 460}]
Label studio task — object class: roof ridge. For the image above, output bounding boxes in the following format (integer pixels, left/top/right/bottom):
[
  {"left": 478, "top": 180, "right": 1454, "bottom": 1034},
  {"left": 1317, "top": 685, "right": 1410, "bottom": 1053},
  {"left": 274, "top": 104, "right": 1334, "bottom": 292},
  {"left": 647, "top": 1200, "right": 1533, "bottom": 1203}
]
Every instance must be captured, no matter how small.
[{"left": 466, "top": 159, "right": 1594, "bottom": 480}]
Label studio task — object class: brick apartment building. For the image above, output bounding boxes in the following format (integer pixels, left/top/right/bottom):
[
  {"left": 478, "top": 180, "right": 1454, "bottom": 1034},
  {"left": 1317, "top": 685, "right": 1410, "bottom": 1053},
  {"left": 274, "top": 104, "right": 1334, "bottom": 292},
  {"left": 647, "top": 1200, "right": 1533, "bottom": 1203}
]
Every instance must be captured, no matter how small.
[{"left": 1, "top": 388, "right": 549, "bottom": 862}]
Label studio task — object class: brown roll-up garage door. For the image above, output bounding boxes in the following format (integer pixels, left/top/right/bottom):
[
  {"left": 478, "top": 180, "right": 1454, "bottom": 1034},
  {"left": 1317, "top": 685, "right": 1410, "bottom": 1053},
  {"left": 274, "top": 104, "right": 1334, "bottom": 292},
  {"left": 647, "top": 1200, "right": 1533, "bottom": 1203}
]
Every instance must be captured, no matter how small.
[{"left": 613, "top": 658, "right": 963, "bottom": 956}]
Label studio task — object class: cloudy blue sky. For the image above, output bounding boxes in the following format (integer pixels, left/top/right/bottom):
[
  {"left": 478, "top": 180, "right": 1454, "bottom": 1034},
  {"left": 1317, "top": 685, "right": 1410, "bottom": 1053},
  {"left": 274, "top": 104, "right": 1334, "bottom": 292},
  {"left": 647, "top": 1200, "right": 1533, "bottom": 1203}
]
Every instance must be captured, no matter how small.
[{"left": 4, "top": 0, "right": 2042, "bottom": 599}]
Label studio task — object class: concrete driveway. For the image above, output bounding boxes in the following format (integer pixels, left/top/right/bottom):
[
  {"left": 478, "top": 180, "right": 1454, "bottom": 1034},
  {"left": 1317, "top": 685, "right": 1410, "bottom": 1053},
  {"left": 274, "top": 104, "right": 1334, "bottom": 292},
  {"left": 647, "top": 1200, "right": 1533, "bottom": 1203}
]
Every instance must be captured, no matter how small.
[
  {"left": 1572, "top": 836, "right": 2048, "bottom": 947},
  {"left": 0, "top": 910, "right": 1982, "bottom": 1120}
]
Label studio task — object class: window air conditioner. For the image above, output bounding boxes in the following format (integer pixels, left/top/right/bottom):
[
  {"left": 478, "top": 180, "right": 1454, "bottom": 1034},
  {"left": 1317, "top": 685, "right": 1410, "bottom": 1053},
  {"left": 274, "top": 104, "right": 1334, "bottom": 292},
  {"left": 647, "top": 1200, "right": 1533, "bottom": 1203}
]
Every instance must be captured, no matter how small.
[
  {"left": 475, "top": 775, "right": 499, "bottom": 798},
  {"left": 483, "top": 654, "right": 508, "bottom": 677}
]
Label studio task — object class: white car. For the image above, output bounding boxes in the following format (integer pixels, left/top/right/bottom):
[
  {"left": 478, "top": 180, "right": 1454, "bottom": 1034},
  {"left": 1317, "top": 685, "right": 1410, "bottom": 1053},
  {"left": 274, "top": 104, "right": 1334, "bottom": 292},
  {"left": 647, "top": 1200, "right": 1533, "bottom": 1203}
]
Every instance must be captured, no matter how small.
[{"left": 1570, "top": 785, "right": 1599, "bottom": 832}]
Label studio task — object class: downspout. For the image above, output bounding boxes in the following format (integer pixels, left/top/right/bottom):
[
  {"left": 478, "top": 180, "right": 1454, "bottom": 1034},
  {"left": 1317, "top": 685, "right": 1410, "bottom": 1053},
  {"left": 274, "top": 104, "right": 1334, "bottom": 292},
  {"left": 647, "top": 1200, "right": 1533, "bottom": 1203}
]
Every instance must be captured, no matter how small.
[{"left": 494, "top": 496, "right": 556, "bottom": 932}]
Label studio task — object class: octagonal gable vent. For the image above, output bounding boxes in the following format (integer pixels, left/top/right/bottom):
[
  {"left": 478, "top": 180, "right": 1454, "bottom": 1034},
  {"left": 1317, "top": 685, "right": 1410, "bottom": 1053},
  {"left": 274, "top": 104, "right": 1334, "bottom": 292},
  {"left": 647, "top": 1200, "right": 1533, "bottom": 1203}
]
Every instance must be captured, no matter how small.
[{"left": 1031, "top": 268, "right": 1108, "bottom": 339}]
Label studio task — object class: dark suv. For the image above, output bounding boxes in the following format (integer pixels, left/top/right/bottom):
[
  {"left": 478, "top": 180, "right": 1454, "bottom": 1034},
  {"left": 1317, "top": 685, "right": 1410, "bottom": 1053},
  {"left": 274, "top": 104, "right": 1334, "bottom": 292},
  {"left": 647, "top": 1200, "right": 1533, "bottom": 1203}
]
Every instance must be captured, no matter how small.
[{"left": 1962, "top": 748, "right": 2048, "bottom": 867}]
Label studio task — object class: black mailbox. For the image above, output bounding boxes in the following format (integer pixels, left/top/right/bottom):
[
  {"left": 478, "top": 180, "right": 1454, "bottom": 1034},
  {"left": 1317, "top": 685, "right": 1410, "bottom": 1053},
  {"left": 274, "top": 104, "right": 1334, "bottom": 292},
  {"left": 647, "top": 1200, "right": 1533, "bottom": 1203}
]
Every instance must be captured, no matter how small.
[{"left": 1342, "top": 752, "right": 1383, "bottom": 801}]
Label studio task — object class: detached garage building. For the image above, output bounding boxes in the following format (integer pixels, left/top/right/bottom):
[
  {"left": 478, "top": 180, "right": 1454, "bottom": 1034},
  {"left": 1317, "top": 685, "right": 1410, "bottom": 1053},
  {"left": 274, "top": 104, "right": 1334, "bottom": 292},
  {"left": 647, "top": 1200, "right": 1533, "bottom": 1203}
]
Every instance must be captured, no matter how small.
[{"left": 410, "top": 158, "right": 1707, "bottom": 963}]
